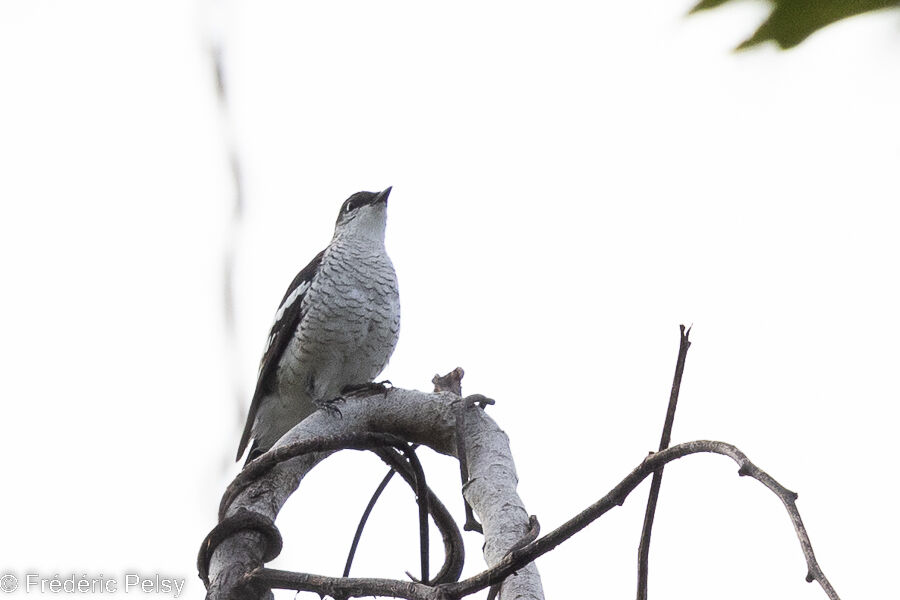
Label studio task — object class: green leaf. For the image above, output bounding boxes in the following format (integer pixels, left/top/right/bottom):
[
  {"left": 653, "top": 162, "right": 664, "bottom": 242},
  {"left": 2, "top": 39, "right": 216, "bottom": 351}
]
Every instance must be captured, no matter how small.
[{"left": 690, "top": 0, "right": 900, "bottom": 50}]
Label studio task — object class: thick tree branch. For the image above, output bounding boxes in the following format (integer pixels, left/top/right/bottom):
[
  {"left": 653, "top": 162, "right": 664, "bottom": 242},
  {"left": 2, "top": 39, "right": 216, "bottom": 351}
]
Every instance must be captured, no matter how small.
[
  {"left": 212, "top": 433, "right": 438, "bottom": 583},
  {"left": 219, "top": 432, "right": 421, "bottom": 520},
  {"left": 434, "top": 368, "right": 487, "bottom": 534},
  {"left": 204, "top": 387, "right": 541, "bottom": 600}
]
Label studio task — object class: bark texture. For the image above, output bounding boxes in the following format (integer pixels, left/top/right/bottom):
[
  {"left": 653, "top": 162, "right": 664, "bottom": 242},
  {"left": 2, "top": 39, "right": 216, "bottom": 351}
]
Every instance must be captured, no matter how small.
[{"left": 205, "top": 387, "right": 543, "bottom": 600}]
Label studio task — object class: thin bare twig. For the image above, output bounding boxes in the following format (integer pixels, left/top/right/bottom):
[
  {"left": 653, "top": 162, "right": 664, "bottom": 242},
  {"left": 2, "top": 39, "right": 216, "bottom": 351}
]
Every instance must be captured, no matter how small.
[
  {"left": 344, "top": 444, "right": 430, "bottom": 583},
  {"left": 637, "top": 324, "right": 691, "bottom": 600},
  {"left": 409, "top": 444, "right": 431, "bottom": 584},
  {"left": 240, "top": 440, "right": 839, "bottom": 600},
  {"left": 340, "top": 444, "right": 466, "bottom": 585},
  {"left": 220, "top": 433, "right": 417, "bottom": 519},
  {"left": 343, "top": 467, "right": 396, "bottom": 578},
  {"left": 373, "top": 447, "right": 464, "bottom": 585},
  {"left": 250, "top": 568, "right": 441, "bottom": 600},
  {"left": 440, "top": 440, "right": 839, "bottom": 600}
]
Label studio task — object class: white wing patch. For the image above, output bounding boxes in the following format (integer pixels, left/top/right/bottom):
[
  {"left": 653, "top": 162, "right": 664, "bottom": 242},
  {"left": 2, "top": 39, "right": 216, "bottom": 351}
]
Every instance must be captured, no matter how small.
[
  {"left": 258, "top": 279, "right": 310, "bottom": 373},
  {"left": 274, "top": 280, "right": 309, "bottom": 323}
]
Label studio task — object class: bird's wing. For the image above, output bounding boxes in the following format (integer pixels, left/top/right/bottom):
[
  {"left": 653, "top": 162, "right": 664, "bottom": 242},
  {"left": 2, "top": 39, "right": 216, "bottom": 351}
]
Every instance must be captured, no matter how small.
[{"left": 236, "top": 248, "right": 326, "bottom": 461}]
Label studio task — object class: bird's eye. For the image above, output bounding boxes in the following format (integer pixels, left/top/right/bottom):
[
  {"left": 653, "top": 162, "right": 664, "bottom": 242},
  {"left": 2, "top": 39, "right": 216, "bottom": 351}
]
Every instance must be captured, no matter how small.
[{"left": 345, "top": 201, "right": 357, "bottom": 213}]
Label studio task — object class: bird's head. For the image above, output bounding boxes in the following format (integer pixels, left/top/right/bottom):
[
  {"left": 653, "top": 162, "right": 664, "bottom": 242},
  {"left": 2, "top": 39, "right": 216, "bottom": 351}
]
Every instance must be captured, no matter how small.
[{"left": 333, "top": 187, "right": 392, "bottom": 242}]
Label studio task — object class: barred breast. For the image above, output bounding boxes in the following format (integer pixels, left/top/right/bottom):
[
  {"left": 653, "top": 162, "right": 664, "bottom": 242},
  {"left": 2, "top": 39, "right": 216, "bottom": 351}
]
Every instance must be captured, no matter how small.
[{"left": 279, "top": 235, "right": 400, "bottom": 404}]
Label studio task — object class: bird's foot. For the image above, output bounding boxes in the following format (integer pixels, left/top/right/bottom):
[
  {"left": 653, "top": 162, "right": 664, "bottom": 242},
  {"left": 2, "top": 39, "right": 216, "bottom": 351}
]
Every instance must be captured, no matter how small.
[
  {"left": 317, "top": 396, "right": 345, "bottom": 418},
  {"left": 319, "top": 381, "right": 392, "bottom": 418},
  {"left": 341, "top": 380, "right": 393, "bottom": 399}
]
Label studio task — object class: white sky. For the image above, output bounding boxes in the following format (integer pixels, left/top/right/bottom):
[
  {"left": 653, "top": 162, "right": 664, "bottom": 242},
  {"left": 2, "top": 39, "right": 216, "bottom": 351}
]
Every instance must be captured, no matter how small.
[{"left": 1, "top": 1, "right": 898, "bottom": 599}]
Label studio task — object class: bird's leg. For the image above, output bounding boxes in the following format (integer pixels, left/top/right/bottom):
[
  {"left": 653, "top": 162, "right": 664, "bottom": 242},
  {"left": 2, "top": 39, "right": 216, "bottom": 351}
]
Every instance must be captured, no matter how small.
[{"left": 319, "top": 381, "right": 393, "bottom": 418}]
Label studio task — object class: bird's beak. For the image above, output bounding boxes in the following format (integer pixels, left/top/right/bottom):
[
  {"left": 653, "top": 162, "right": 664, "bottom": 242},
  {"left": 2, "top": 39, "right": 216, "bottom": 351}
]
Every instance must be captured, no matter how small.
[{"left": 374, "top": 186, "right": 392, "bottom": 205}]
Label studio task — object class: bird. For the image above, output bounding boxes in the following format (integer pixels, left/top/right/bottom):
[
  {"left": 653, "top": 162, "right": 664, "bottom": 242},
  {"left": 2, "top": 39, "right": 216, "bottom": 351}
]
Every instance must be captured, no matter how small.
[{"left": 236, "top": 187, "right": 401, "bottom": 464}]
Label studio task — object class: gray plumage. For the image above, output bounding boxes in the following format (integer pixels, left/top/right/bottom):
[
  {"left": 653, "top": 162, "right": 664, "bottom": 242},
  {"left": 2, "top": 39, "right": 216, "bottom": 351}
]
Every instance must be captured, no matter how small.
[{"left": 236, "top": 188, "right": 400, "bottom": 463}]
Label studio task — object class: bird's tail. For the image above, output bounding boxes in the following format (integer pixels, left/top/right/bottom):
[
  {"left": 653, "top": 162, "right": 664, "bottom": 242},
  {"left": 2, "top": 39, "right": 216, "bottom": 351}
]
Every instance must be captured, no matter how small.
[{"left": 242, "top": 440, "right": 264, "bottom": 467}]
